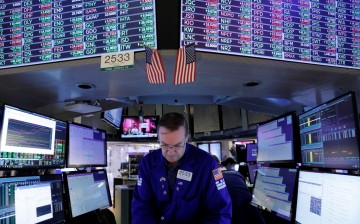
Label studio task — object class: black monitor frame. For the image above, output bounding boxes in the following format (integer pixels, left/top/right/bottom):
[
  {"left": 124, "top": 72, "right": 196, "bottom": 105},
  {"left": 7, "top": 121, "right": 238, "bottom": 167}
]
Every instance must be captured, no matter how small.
[
  {"left": 251, "top": 165, "right": 299, "bottom": 223},
  {"left": 66, "top": 122, "right": 107, "bottom": 168},
  {"left": 298, "top": 91, "right": 360, "bottom": 169},
  {"left": 0, "top": 104, "right": 68, "bottom": 169},
  {"left": 63, "top": 169, "right": 112, "bottom": 219},
  {"left": 256, "top": 112, "right": 300, "bottom": 164}
]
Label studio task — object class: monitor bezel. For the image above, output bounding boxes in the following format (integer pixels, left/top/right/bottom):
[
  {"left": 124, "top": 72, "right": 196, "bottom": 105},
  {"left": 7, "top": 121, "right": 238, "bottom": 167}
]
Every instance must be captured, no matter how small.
[
  {"left": 298, "top": 91, "right": 360, "bottom": 169},
  {"left": 0, "top": 104, "right": 68, "bottom": 169},
  {"left": 256, "top": 111, "right": 300, "bottom": 164},
  {"left": 66, "top": 122, "right": 107, "bottom": 168},
  {"left": 251, "top": 165, "right": 299, "bottom": 223},
  {"left": 100, "top": 107, "right": 123, "bottom": 130},
  {"left": 63, "top": 169, "right": 112, "bottom": 219},
  {"left": 119, "top": 115, "right": 160, "bottom": 141}
]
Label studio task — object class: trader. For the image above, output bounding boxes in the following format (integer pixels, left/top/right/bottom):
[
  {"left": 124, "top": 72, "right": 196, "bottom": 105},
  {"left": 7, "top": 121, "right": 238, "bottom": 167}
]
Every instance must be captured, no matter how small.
[{"left": 132, "top": 112, "right": 232, "bottom": 223}]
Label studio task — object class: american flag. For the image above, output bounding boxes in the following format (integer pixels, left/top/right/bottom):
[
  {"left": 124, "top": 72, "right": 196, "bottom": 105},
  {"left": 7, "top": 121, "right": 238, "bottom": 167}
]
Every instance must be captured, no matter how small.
[
  {"left": 174, "top": 43, "right": 196, "bottom": 85},
  {"left": 212, "top": 168, "right": 224, "bottom": 181},
  {"left": 145, "top": 46, "right": 166, "bottom": 84}
]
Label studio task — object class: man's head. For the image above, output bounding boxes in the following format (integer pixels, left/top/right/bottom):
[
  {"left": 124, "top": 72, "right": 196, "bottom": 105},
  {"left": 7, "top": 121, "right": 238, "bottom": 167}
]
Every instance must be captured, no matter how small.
[{"left": 158, "top": 112, "right": 189, "bottom": 165}]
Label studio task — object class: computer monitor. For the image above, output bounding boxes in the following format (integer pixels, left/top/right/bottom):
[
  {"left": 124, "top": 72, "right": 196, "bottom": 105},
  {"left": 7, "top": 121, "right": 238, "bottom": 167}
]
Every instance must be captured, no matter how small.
[
  {"left": 257, "top": 112, "right": 298, "bottom": 163},
  {"left": 120, "top": 116, "right": 158, "bottom": 139},
  {"left": 0, "top": 105, "right": 67, "bottom": 169},
  {"left": 248, "top": 163, "right": 258, "bottom": 184},
  {"left": 246, "top": 143, "right": 258, "bottom": 162},
  {"left": 295, "top": 170, "right": 360, "bottom": 224},
  {"left": 101, "top": 108, "right": 123, "bottom": 129},
  {"left": 65, "top": 170, "right": 112, "bottom": 218},
  {"left": 67, "top": 123, "right": 107, "bottom": 168},
  {"left": 0, "top": 175, "right": 65, "bottom": 224},
  {"left": 299, "top": 92, "right": 360, "bottom": 169},
  {"left": 252, "top": 166, "right": 298, "bottom": 221}
]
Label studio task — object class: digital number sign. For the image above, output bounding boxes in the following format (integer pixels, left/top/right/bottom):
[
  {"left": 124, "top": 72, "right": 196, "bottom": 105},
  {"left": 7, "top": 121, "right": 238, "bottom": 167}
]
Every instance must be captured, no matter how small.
[
  {"left": 0, "top": 0, "right": 157, "bottom": 68},
  {"left": 180, "top": 0, "right": 360, "bottom": 69}
]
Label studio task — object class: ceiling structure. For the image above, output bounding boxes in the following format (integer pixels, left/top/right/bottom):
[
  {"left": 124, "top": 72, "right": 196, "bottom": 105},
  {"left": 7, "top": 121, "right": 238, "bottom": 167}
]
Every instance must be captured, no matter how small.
[{"left": 0, "top": 50, "right": 359, "bottom": 121}]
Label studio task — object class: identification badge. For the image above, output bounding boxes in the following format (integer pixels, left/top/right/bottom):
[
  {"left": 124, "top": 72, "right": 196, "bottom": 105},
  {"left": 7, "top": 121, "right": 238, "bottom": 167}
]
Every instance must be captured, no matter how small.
[{"left": 177, "top": 169, "right": 193, "bottom": 181}]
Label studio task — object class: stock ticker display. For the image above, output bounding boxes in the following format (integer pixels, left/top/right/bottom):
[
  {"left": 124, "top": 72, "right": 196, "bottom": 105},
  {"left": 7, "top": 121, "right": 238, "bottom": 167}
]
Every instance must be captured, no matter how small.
[
  {"left": 180, "top": 0, "right": 360, "bottom": 69},
  {"left": 0, "top": 0, "right": 157, "bottom": 68}
]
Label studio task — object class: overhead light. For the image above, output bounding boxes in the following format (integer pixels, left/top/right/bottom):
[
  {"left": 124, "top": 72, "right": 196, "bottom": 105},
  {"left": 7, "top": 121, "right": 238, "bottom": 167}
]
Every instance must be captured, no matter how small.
[
  {"left": 243, "top": 81, "right": 261, "bottom": 87},
  {"left": 64, "top": 102, "right": 102, "bottom": 114},
  {"left": 76, "top": 83, "right": 95, "bottom": 89}
]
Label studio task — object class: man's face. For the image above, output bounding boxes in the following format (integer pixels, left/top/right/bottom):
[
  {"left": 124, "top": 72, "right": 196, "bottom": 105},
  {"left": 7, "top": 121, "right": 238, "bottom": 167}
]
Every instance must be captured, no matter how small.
[{"left": 158, "top": 126, "right": 188, "bottom": 164}]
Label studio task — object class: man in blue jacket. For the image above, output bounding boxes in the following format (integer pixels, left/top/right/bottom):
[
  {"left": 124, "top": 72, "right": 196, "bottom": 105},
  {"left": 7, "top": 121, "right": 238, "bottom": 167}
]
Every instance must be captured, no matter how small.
[{"left": 132, "top": 112, "right": 232, "bottom": 223}]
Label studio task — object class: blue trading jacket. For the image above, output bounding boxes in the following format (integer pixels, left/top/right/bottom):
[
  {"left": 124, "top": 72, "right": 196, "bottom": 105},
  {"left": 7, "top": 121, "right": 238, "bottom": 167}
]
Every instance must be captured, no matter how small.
[{"left": 131, "top": 143, "right": 232, "bottom": 224}]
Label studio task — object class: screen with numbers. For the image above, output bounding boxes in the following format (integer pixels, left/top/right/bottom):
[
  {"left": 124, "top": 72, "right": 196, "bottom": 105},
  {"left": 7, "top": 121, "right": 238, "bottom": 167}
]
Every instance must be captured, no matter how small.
[
  {"left": 0, "top": 0, "right": 157, "bottom": 69},
  {"left": 180, "top": 0, "right": 360, "bottom": 69}
]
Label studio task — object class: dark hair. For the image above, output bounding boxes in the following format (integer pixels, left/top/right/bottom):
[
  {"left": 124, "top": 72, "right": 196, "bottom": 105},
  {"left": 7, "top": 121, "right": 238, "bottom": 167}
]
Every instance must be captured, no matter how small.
[
  {"left": 221, "top": 158, "right": 237, "bottom": 166},
  {"left": 212, "top": 155, "right": 220, "bottom": 163},
  {"left": 158, "top": 112, "right": 188, "bottom": 136}
]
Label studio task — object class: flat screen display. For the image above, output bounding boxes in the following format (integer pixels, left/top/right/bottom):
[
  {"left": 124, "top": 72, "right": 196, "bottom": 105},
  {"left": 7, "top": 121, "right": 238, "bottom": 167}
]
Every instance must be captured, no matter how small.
[
  {"left": 252, "top": 166, "right": 298, "bottom": 221},
  {"left": 299, "top": 92, "right": 360, "bottom": 169},
  {"left": 296, "top": 170, "right": 360, "bottom": 224},
  {"left": 120, "top": 116, "right": 158, "bottom": 139},
  {"left": 0, "top": 0, "right": 157, "bottom": 69},
  {"left": 0, "top": 105, "right": 67, "bottom": 169},
  {"left": 65, "top": 170, "right": 112, "bottom": 218},
  {"left": 68, "top": 123, "right": 107, "bottom": 168},
  {"left": 101, "top": 107, "right": 122, "bottom": 129},
  {"left": 180, "top": 0, "right": 360, "bottom": 69},
  {"left": 248, "top": 163, "right": 257, "bottom": 184},
  {"left": 0, "top": 175, "right": 65, "bottom": 224},
  {"left": 246, "top": 143, "right": 258, "bottom": 162},
  {"left": 257, "top": 113, "right": 297, "bottom": 163}
]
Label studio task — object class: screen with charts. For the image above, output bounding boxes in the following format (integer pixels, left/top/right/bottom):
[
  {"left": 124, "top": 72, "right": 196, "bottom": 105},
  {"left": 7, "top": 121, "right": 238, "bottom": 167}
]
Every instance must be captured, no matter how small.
[
  {"left": 252, "top": 166, "right": 298, "bottom": 221},
  {"left": 299, "top": 92, "right": 360, "bottom": 169},
  {"left": 0, "top": 105, "right": 67, "bottom": 169},
  {"left": 101, "top": 107, "right": 123, "bottom": 129},
  {"left": 180, "top": 0, "right": 360, "bottom": 69},
  {"left": 257, "top": 113, "right": 296, "bottom": 163},
  {"left": 296, "top": 171, "right": 360, "bottom": 224},
  {"left": 68, "top": 123, "right": 107, "bottom": 167},
  {"left": 246, "top": 143, "right": 258, "bottom": 162},
  {"left": 0, "top": 0, "right": 157, "bottom": 69},
  {"left": 65, "top": 170, "right": 112, "bottom": 218},
  {"left": 0, "top": 175, "right": 64, "bottom": 224}
]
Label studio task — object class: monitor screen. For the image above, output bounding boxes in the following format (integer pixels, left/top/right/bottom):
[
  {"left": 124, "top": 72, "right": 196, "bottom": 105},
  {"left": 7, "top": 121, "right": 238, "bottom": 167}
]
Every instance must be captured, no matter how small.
[
  {"left": 246, "top": 143, "right": 258, "bottom": 162},
  {"left": 65, "top": 170, "right": 112, "bottom": 218},
  {"left": 0, "top": 175, "right": 65, "bottom": 224},
  {"left": 0, "top": 105, "right": 67, "bottom": 169},
  {"left": 68, "top": 123, "right": 107, "bottom": 168},
  {"left": 0, "top": 0, "right": 157, "bottom": 69},
  {"left": 299, "top": 92, "right": 360, "bottom": 169},
  {"left": 120, "top": 116, "right": 158, "bottom": 139},
  {"left": 252, "top": 166, "right": 298, "bottom": 221},
  {"left": 180, "top": 0, "right": 360, "bottom": 69},
  {"left": 257, "top": 113, "right": 297, "bottom": 163},
  {"left": 248, "top": 163, "right": 258, "bottom": 184},
  {"left": 295, "top": 170, "right": 360, "bottom": 224},
  {"left": 101, "top": 108, "right": 123, "bottom": 129}
]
